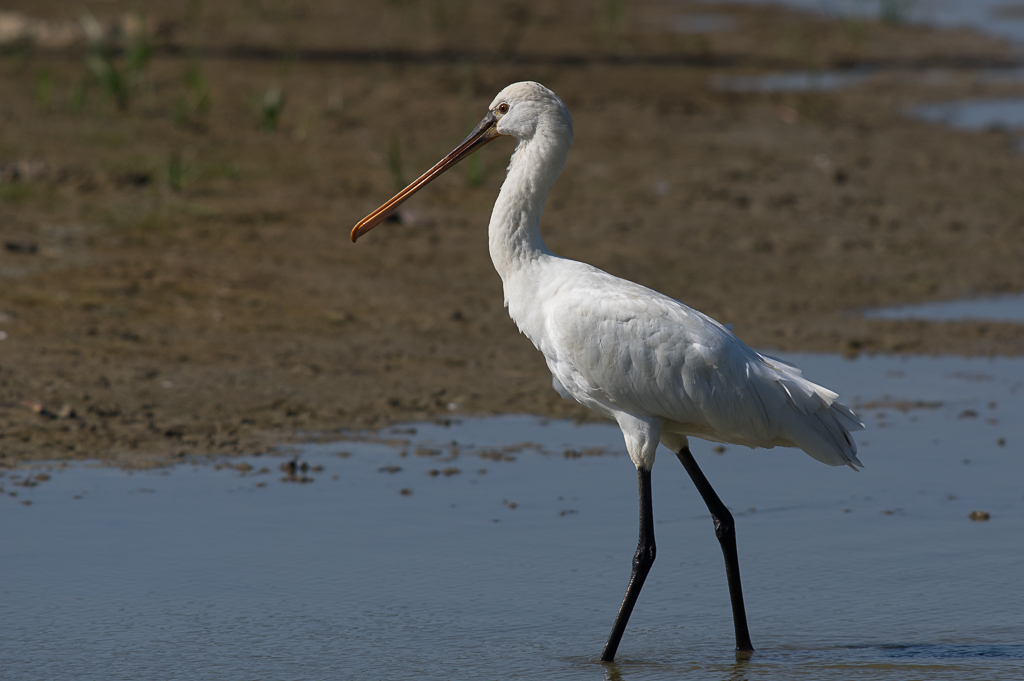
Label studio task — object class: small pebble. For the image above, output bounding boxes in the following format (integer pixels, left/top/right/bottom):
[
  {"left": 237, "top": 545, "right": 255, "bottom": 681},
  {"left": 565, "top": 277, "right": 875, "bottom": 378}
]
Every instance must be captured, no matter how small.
[{"left": 969, "top": 510, "right": 991, "bottom": 522}]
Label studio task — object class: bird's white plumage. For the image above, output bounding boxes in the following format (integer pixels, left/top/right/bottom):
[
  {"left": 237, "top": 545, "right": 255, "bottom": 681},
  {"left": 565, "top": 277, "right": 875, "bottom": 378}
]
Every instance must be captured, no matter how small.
[
  {"left": 350, "top": 81, "right": 861, "bottom": 659},
  {"left": 485, "top": 82, "right": 864, "bottom": 472}
]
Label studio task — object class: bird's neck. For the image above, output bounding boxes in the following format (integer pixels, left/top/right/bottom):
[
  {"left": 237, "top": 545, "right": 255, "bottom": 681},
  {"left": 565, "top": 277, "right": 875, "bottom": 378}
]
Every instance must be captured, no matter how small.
[{"left": 487, "top": 132, "right": 569, "bottom": 283}]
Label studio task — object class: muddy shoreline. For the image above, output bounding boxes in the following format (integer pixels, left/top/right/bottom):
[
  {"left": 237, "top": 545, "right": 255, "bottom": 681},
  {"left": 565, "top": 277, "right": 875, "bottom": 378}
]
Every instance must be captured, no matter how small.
[{"left": 2, "top": 1, "right": 1024, "bottom": 467}]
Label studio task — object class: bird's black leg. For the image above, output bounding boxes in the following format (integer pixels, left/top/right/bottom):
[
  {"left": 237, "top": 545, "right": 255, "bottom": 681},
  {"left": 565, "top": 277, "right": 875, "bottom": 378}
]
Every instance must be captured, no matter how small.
[
  {"left": 676, "top": 446, "right": 754, "bottom": 653},
  {"left": 601, "top": 467, "right": 656, "bottom": 663}
]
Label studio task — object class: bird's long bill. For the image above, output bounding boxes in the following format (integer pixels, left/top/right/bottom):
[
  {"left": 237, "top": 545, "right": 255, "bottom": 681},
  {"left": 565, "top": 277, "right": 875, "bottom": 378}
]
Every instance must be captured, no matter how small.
[{"left": 350, "top": 111, "right": 502, "bottom": 242}]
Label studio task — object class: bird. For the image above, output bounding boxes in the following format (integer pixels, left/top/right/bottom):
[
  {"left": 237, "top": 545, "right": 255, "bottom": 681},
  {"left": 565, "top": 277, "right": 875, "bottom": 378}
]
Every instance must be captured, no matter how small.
[{"left": 351, "top": 81, "right": 864, "bottom": 663}]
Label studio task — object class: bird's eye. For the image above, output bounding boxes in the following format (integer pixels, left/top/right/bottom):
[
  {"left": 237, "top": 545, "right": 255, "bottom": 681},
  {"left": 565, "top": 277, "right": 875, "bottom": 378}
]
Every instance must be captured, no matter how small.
[{"left": 496, "top": 102, "right": 510, "bottom": 115}]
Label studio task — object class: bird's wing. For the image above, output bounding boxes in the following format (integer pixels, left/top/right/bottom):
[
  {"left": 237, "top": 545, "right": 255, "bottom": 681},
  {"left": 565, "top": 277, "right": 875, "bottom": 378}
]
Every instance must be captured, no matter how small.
[{"left": 539, "top": 264, "right": 864, "bottom": 467}]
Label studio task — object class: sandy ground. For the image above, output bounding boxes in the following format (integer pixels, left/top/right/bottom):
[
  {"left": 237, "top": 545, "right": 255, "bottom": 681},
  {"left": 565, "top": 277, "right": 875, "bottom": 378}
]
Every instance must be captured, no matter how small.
[{"left": 2, "top": 0, "right": 1024, "bottom": 467}]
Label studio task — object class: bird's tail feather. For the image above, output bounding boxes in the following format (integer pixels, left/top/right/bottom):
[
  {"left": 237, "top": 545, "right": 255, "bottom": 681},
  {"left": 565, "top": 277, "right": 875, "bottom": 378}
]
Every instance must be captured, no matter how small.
[{"left": 758, "top": 354, "right": 865, "bottom": 468}]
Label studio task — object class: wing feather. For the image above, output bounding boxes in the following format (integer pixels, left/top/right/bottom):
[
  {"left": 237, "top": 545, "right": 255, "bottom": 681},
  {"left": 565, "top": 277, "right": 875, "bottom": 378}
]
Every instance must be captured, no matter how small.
[{"left": 536, "top": 261, "right": 864, "bottom": 467}]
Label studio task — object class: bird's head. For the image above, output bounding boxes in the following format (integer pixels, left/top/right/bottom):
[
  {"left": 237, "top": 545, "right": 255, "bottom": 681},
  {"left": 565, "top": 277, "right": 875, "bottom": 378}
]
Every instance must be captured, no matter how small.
[
  {"left": 350, "top": 81, "right": 571, "bottom": 242},
  {"left": 489, "top": 81, "right": 574, "bottom": 144}
]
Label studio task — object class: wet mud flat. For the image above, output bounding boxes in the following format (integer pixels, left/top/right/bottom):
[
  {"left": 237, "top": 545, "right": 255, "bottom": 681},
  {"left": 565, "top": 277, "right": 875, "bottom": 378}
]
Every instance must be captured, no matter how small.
[
  {"left": 4, "top": 354, "right": 1024, "bottom": 679},
  {"left": 2, "top": 1, "right": 1024, "bottom": 466}
]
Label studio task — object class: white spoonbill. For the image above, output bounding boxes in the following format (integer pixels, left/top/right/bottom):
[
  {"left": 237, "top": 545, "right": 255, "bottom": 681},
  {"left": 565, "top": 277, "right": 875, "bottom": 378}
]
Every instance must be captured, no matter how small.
[{"left": 351, "top": 81, "right": 864, "bottom": 662}]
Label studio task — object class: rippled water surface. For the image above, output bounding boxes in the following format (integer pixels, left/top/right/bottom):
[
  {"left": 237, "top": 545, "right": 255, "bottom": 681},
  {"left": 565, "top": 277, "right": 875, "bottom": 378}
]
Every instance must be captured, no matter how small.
[{"left": 4, "top": 354, "right": 1024, "bottom": 680}]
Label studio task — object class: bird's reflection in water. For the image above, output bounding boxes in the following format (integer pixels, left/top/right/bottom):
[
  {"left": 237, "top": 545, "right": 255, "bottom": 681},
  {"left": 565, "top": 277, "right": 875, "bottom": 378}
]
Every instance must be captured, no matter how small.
[
  {"left": 598, "top": 651, "right": 752, "bottom": 681},
  {"left": 724, "top": 651, "right": 753, "bottom": 681}
]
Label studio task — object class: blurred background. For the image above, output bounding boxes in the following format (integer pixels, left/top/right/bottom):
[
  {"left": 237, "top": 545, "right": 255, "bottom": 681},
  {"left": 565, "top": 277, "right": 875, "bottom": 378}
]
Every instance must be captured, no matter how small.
[{"left": 2, "top": 0, "right": 1024, "bottom": 465}]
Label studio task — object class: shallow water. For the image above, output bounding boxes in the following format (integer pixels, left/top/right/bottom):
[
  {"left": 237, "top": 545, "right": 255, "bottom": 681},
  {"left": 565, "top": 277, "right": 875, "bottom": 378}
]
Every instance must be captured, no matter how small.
[
  {"left": 710, "top": 0, "right": 1024, "bottom": 43},
  {"left": 662, "top": 13, "right": 738, "bottom": 35},
  {"left": 709, "top": 68, "right": 874, "bottom": 92},
  {"left": 706, "top": 3, "right": 1024, "bottom": 135},
  {"left": 908, "top": 98, "right": 1024, "bottom": 132},
  {"left": 865, "top": 293, "right": 1024, "bottom": 322},
  {"left": 3, "top": 354, "right": 1024, "bottom": 680}
]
